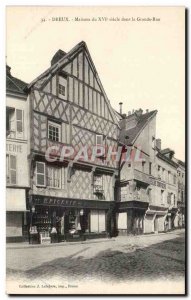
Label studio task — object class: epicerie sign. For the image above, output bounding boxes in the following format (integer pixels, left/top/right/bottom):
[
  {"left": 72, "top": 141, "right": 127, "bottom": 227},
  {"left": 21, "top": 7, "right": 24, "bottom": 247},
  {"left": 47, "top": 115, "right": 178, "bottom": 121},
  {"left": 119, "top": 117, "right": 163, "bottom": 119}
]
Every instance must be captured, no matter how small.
[{"left": 6, "top": 143, "right": 22, "bottom": 153}]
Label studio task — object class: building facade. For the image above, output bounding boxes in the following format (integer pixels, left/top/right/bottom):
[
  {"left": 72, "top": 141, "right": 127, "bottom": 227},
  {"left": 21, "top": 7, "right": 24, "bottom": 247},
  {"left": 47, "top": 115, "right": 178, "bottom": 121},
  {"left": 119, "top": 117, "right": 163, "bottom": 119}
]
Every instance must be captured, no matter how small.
[
  {"left": 155, "top": 148, "right": 178, "bottom": 231},
  {"left": 6, "top": 65, "right": 30, "bottom": 242},
  {"left": 176, "top": 159, "right": 185, "bottom": 227},
  {"left": 26, "top": 41, "right": 120, "bottom": 242},
  {"left": 6, "top": 43, "right": 185, "bottom": 243},
  {"left": 117, "top": 108, "right": 180, "bottom": 235}
]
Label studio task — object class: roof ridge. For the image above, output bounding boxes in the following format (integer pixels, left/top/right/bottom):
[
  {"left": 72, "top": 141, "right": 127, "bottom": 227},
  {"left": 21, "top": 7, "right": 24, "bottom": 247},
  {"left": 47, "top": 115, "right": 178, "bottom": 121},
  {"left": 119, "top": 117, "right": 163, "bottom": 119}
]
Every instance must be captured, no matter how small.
[
  {"left": 28, "top": 41, "right": 85, "bottom": 89},
  {"left": 131, "top": 110, "right": 157, "bottom": 144}
]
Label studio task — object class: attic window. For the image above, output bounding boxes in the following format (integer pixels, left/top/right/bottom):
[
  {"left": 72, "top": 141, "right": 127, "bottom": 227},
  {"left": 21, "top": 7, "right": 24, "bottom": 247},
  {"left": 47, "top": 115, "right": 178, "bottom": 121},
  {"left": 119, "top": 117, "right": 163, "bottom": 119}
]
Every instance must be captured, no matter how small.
[
  {"left": 125, "top": 135, "right": 129, "bottom": 140},
  {"left": 58, "top": 84, "right": 65, "bottom": 96},
  {"left": 58, "top": 76, "right": 67, "bottom": 100}
]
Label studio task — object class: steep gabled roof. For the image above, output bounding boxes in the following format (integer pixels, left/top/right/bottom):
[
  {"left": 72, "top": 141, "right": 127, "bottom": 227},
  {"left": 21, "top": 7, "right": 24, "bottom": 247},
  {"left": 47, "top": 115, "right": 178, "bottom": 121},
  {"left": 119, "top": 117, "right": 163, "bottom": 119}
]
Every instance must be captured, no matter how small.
[
  {"left": 6, "top": 66, "right": 28, "bottom": 96},
  {"left": 119, "top": 110, "right": 157, "bottom": 145},
  {"left": 27, "top": 41, "right": 119, "bottom": 125},
  {"left": 7, "top": 75, "right": 28, "bottom": 95}
]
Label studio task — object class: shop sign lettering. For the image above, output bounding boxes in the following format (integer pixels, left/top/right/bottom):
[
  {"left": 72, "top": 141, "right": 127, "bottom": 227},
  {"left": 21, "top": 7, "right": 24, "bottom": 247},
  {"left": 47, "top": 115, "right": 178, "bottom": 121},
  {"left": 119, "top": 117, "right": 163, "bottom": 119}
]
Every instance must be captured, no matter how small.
[
  {"left": 32, "top": 195, "right": 111, "bottom": 209},
  {"left": 149, "top": 177, "right": 166, "bottom": 189},
  {"left": 6, "top": 143, "right": 22, "bottom": 153}
]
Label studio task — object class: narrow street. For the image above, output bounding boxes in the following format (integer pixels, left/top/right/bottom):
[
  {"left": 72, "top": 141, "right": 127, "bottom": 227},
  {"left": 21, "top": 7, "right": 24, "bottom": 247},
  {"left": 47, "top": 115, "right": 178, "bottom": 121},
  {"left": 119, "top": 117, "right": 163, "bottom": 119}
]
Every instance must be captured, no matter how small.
[{"left": 6, "top": 229, "right": 185, "bottom": 294}]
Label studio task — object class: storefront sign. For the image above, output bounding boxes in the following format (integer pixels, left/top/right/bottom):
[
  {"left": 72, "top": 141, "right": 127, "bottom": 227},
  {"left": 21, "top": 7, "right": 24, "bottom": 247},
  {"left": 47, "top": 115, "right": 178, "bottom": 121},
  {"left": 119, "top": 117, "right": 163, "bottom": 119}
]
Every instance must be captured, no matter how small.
[
  {"left": 6, "top": 143, "right": 22, "bottom": 153},
  {"left": 149, "top": 177, "right": 166, "bottom": 189},
  {"left": 32, "top": 195, "right": 112, "bottom": 210}
]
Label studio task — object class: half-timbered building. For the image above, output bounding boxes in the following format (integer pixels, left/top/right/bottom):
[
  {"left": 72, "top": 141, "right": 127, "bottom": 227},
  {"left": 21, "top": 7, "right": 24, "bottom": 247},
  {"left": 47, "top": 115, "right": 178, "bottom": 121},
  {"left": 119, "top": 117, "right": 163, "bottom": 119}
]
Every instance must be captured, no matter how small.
[{"left": 27, "top": 41, "right": 120, "bottom": 242}]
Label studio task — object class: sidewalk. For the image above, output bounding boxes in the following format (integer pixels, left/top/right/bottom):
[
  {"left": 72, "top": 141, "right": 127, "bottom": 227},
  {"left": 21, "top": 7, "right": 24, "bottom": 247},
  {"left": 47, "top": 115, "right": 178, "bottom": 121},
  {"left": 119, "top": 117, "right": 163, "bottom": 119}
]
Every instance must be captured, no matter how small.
[
  {"left": 6, "top": 228, "right": 184, "bottom": 250},
  {"left": 6, "top": 237, "right": 116, "bottom": 249}
]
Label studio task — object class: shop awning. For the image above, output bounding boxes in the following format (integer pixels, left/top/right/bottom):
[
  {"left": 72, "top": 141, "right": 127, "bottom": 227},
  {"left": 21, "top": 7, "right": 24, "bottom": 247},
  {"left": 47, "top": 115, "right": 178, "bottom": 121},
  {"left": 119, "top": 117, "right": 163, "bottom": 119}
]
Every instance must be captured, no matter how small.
[{"left": 6, "top": 188, "right": 28, "bottom": 211}]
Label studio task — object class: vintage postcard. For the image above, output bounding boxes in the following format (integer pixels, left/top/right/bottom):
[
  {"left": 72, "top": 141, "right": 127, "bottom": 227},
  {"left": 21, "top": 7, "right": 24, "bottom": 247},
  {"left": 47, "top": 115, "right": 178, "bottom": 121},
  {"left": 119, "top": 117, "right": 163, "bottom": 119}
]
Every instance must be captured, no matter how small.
[{"left": 6, "top": 6, "right": 186, "bottom": 295}]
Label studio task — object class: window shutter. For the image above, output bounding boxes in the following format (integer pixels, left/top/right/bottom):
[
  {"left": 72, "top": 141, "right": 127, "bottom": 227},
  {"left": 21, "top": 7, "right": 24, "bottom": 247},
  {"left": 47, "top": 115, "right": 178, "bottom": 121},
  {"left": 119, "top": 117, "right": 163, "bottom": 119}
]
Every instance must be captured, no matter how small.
[
  {"left": 10, "top": 155, "right": 16, "bottom": 184},
  {"left": 16, "top": 109, "right": 23, "bottom": 133},
  {"left": 36, "top": 162, "right": 46, "bottom": 186}
]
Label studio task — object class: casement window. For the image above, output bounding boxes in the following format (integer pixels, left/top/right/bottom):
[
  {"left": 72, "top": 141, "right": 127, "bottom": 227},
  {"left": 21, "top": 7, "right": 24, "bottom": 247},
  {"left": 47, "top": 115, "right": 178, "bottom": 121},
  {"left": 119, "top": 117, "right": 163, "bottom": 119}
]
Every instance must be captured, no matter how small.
[
  {"left": 93, "top": 174, "right": 103, "bottom": 193},
  {"left": 6, "top": 154, "right": 17, "bottom": 185},
  {"left": 173, "top": 174, "right": 176, "bottom": 185},
  {"left": 47, "top": 166, "right": 61, "bottom": 189},
  {"left": 36, "top": 162, "right": 46, "bottom": 187},
  {"left": 48, "top": 121, "right": 61, "bottom": 142},
  {"left": 6, "top": 107, "right": 24, "bottom": 139}
]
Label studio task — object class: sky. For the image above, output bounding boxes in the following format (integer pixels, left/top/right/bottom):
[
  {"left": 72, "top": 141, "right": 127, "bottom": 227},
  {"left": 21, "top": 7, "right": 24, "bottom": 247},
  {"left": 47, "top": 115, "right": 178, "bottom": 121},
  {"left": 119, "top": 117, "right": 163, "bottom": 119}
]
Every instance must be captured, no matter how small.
[{"left": 6, "top": 6, "right": 185, "bottom": 161}]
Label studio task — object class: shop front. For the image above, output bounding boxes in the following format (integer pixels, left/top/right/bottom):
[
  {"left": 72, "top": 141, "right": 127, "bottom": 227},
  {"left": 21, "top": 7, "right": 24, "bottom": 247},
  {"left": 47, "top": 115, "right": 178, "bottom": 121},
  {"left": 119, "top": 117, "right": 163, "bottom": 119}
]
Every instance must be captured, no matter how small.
[
  {"left": 144, "top": 205, "right": 168, "bottom": 233},
  {"left": 28, "top": 195, "right": 114, "bottom": 243},
  {"left": 166, "top": 207, "right": 178, "bottom": 231},
  {"left": 6, "top": 188, "right": 29, "bottom": 242},
  {"left": 116, "top": 201, "right": 149, "bottom": 235}
]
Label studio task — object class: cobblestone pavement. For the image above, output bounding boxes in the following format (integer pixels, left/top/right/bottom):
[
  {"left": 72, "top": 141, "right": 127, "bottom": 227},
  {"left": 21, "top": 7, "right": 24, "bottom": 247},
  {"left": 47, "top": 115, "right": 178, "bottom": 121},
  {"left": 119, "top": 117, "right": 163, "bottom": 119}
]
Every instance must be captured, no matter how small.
[{"left": 6, "top": 229, "right": 185, "bottom": 287}]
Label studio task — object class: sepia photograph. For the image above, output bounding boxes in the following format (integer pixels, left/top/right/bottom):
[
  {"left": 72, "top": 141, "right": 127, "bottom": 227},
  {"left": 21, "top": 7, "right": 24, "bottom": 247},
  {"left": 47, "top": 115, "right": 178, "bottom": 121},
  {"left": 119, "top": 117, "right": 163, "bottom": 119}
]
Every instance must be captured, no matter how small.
[{"left": 5, "top": 6, "right": 186, "bottom": 295}]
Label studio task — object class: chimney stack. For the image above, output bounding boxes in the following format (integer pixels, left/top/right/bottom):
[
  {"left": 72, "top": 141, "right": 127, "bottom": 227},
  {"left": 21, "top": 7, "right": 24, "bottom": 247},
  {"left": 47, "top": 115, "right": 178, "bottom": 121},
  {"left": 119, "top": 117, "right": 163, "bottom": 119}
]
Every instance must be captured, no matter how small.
[
  {"left": 119, "top": 102, "right": 123, "bottom": 114},
  {"left": 51, "top": 49, "right": 66, "bottom": 66},
  {"left": 135, "top": 108, "right": 143, "bottom": 117},
  {"left": 6, "top": 65, "right": 11, "bottom": 75},
  {"left": 156, "top": 139, "right": 161, "bottom": 150},
  {"left": 128, "top": 111, "right": 131, "bottom": 116},
  {"left": 146, "top": 109, "right": 149, "bottom": 113}
]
